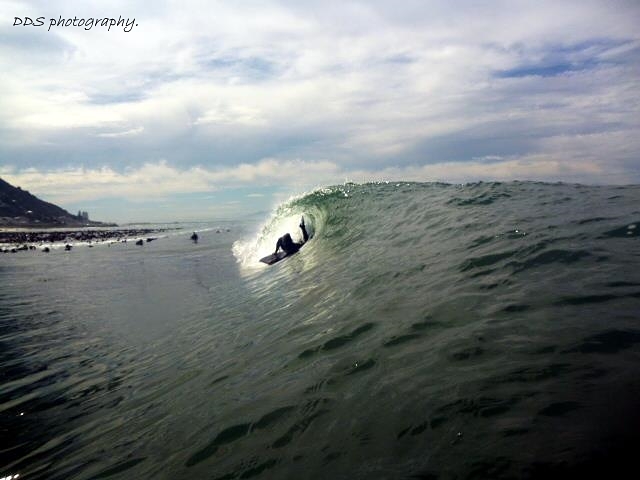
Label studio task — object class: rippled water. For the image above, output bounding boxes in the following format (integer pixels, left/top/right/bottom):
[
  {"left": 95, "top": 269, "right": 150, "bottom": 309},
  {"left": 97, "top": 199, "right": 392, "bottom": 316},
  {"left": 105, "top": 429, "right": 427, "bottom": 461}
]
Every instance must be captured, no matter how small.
[{"left": 1, "top": 182, "right": 640, "bottom": 479}]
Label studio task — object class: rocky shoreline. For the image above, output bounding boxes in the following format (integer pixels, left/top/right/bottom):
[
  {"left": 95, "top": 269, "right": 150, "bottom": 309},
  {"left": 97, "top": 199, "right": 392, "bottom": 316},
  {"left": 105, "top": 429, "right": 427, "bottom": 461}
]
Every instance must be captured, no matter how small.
[{"left": 0, "top": 228, "right": 175, "bottom": 252}]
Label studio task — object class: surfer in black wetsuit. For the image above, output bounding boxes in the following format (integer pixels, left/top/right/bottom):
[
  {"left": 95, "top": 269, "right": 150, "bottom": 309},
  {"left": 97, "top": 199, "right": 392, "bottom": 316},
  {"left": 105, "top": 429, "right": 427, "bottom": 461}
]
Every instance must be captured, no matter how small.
[{"left": 275, "top": 216, "right": 309, "bottom": 254}]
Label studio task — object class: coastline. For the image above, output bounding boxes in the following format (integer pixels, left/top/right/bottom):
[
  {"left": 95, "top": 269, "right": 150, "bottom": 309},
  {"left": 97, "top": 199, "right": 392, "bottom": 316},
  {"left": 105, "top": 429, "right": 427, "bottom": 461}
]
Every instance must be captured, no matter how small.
[
  {"left": 0, "top": 218, "right": 118, "bottom": 228},
  {"left": 0, "top": 227, "right": 176, "bottom": 251}
]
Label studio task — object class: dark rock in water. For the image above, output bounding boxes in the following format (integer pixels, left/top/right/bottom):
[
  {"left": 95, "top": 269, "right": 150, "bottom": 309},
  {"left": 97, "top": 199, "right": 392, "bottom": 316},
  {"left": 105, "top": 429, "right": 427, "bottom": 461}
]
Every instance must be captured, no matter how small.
[
  {"left": 29, "top": 245, "right": 36, "bottom": 250},
  {"left": 136, "top": 239, "right": 144, "bottom": 246},
  {"left": 43, "top": 247, "right": 50, "bottom": 253},
  {"left": 146, "top": 237, "right": 156, "bottom": 242},
  {"left": 65, "top": 244, "right": 72, "bottom": 251},
  {"left": 0, "top": 227, "right": 174, "bottom": 246}
]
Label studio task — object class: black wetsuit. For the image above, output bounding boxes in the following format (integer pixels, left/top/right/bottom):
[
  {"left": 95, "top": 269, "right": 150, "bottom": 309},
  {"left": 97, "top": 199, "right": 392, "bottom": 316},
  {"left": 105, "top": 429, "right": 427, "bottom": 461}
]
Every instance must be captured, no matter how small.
[{"left": 275, "top": 221, "right": 309, "bottom": 254}]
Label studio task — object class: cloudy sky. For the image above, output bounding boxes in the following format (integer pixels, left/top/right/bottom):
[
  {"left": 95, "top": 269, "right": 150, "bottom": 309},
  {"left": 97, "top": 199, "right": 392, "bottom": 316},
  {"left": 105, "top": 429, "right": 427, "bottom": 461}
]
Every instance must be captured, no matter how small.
[{"left": 1, "top": 0, "right": 639, "bottom": 222}]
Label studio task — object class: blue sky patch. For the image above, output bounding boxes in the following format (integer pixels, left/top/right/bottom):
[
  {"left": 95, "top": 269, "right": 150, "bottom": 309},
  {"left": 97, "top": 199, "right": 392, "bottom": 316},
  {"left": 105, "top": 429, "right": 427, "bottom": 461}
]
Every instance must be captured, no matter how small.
[{"left": 495, "top": 38, "right": 632, "bottom": 78}]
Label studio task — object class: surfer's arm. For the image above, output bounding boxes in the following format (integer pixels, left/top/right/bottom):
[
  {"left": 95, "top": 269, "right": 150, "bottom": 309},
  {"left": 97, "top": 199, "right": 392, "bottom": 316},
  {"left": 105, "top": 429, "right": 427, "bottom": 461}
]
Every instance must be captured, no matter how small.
[
  {"left": 300, "top": 218, "right": 309, "bottom": 242},
  {"left": 274, "top": 237, "right": 282, "bottom": 254}
]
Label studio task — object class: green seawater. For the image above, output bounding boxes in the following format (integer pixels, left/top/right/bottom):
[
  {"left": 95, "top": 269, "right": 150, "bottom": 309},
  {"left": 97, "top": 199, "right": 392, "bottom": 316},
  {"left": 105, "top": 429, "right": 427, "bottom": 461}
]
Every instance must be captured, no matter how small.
[{"left": 2, "top": 182, "right": 640, "bottom": 479}]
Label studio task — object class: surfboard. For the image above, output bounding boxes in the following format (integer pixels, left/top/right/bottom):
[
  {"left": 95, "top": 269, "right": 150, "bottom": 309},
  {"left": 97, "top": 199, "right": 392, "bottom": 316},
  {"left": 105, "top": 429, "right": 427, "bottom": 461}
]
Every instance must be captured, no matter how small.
[{"left": 259, "top": 250, "right": 295, "bottom": 265}]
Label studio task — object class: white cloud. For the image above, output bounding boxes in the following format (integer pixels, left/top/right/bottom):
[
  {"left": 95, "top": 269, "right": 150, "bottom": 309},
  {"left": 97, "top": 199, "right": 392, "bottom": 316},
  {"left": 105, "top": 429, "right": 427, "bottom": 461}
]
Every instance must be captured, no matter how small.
[
  {"left": 0, "top": 0, "right": 638, "bottom": 200},
  {"left": 2, "top": 146, "right": 632, "bottom": 209},
  {"left": 97, "top": 126, "right": 144, "bottom": 138}
]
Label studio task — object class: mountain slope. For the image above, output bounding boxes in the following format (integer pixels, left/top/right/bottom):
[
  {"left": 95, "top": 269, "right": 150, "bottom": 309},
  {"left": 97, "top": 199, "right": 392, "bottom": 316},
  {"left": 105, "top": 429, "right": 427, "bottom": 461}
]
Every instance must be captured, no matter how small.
[{"left": 0, "top": 177, "right": 111, "bottom": 227}]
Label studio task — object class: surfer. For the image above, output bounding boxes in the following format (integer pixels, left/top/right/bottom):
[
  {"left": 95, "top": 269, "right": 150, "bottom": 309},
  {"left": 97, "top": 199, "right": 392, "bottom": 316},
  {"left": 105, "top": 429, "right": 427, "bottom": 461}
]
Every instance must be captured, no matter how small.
[
  {"left": 275, "top": 216, "right": 309, "bottom": 254},
  {"left": 190, "top": 232, "right": 198, "bottom": 243}
]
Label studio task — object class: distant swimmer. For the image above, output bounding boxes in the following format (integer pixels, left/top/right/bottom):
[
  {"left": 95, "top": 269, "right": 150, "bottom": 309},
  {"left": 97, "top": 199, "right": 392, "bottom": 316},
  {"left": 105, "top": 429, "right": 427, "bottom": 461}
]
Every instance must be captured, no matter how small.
[
  {"left": 191, "top": 232, "right": 198, "bottom": 243},
  {"left": 275, "top": 216, "right": 309, "bottom": 255}
]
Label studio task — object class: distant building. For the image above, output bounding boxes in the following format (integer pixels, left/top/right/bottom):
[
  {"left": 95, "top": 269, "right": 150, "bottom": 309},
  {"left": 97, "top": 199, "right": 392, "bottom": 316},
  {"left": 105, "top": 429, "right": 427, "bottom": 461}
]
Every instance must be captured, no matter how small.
[{"left": 77, "top": 210, "right": 89, "bottom": 221}]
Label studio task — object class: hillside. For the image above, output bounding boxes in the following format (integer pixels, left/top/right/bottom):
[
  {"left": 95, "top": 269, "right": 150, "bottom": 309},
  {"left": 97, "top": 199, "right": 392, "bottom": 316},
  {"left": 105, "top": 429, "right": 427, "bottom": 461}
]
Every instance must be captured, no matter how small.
[{"left": 0, "top": 177, "right": 113, "bottom": 227}]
